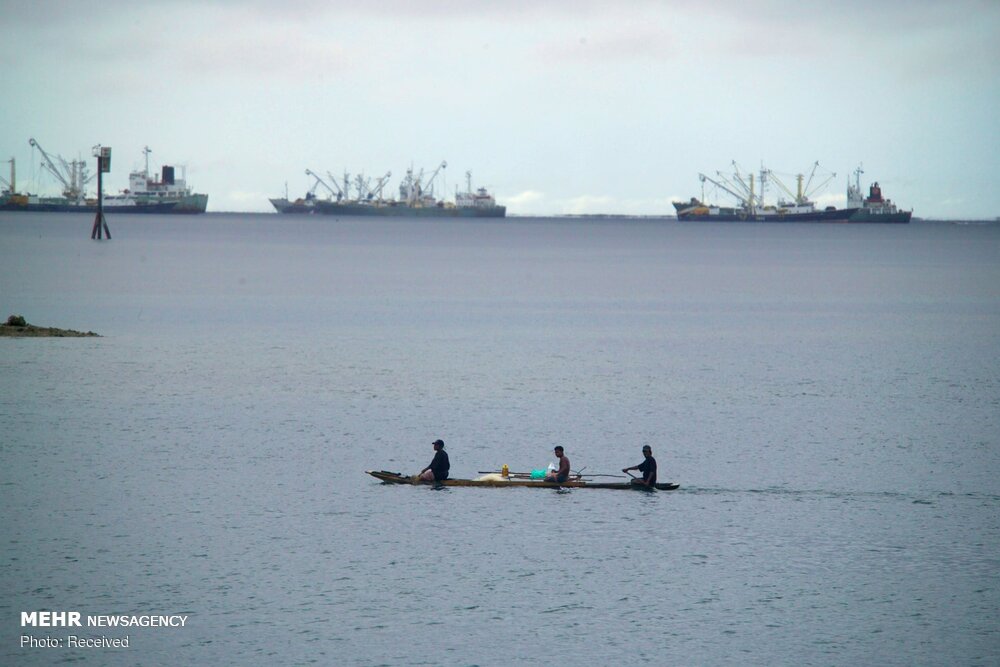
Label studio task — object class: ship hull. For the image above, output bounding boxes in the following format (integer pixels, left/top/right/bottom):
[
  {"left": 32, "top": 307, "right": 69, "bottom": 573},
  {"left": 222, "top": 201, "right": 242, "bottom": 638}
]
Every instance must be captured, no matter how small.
[
  {"left": 673, "top": 201, "right": 860, "bottom": 223},
  {"left": 848, "top": 209, "right": 912, "bottom": 223},
  {"left": 270, "top": 198, "right": 317, "bottom": 214},
  {"left": 0, "top": 194, "right": 207, "bottom": 214},
  {"left": 315, "top": 201, "right": 506, "bottom": 218}
]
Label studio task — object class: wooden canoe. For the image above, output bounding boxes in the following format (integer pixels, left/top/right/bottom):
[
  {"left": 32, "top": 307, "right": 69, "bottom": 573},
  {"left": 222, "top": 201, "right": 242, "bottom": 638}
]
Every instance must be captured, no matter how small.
[{"left": 367, "top": 470, "right": 679, "bottom": 491}]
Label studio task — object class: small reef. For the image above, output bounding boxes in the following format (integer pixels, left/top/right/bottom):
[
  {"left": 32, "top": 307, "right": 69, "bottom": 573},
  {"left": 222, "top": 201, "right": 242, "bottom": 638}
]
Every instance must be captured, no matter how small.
[{"left": 0, "top": 315, "right": 100, "bottom": 338}]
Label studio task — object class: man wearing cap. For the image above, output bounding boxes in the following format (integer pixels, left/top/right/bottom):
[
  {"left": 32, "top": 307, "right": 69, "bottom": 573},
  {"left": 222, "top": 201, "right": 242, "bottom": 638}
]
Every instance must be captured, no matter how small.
[
  {"left": 544, "top": 446, "right": 571, "bottom": 484},
  {"left": 418, "top": 439, "right": 450, "bottom": 482},
  {"left": 623, "top": 446, "right": 657, "bottom": 488}
]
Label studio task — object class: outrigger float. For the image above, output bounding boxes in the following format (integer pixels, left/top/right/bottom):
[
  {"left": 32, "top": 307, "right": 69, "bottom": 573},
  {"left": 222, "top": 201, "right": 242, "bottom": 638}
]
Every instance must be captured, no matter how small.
[{"left": 367, "top": 470, "right": 679, "bottom": 491}]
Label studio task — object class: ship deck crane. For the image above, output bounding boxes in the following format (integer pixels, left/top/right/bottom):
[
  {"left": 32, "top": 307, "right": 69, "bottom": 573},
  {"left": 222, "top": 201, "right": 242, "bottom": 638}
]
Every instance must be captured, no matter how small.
[
  {"left": 369, "top": 172, "right": 392, "bottom": 201},
  {"left": 709, "top": 161, "right": 764, "bottom": 209},
  {"left": 28, "top": 138, "right": 93, "bottom": 200},
  {"left": 354, "top": 174, "right": 372, "bottom": 200},
  {"left": 699, "top": 172, "right": 750, "bottom": 207},
  {"left": 304, "top": 169, "right": 337, "bottom": 201},
  {"left": 326, "top": 171, "right": 352, "bottom": 201},
  {"left": 0, "top": 157, "right": 13, "bottom": 193},
  {"left": 422, "top": 160, "right": 447, "bottom": 197},
  {"left": 766, "top": 162, "right": 836, "bottom": 206}
]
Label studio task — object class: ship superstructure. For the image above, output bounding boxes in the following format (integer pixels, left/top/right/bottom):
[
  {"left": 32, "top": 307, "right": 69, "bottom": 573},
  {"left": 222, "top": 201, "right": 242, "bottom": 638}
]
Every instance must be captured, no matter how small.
[
  {"left": 846, "top": 165, "right": 911, "bottom": 223},
  {"left": 102, "top": 147, "right": 208, "bottom": 213},
  {"left": 455, "top": 171, "right": 502, "bottom": 212}
]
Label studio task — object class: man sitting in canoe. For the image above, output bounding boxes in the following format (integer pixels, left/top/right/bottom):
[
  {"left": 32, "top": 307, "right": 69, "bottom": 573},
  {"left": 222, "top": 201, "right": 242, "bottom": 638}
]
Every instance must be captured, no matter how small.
[
  {"left": 544, "top": 446, "right": 571, "bottom": 483},
  {"left": 623, "top": 445, "right": 657, "bottom": 487},
  {"left": 418, "top": 439, "right": 450, "bottom": 482}
]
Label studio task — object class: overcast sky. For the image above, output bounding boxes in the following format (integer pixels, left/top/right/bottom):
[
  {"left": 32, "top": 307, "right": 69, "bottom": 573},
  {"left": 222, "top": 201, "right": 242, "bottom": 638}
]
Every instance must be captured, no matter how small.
[{"left": 2, "top": 0, "right": 998, "bottom": 217}]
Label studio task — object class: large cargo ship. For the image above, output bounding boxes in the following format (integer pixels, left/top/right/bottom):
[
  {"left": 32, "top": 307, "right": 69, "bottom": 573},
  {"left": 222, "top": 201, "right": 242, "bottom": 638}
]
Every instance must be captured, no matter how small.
[
  {"left": 673, "top": 162, "right": 859, "bottom": 222},
  {"left": 272, "top": 163, "right": 505, "bottom": 218},
  {"left": 0, "top": 141, "right": 207, "bottom": 214},
  {"left": 846, "top": 166, "right": 911, "bottom": 223}
]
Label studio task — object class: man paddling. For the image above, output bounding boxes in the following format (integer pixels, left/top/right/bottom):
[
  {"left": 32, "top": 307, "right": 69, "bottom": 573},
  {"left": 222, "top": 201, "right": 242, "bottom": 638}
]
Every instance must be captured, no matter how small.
[
  {"left": 623, "top": 445, "right": 656, "bottom": 488},
  {"left": 418, "top": 439, "right": 450, "bottom": 482},
  {"left": 544, "top": 446, "right": 571, "bottom": 484}
]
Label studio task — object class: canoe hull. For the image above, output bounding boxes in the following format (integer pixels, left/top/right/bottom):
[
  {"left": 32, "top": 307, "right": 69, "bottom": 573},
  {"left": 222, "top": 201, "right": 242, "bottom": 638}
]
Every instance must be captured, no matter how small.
[{"left": 367, "top": 470, "right": 679, "bottom": 491}]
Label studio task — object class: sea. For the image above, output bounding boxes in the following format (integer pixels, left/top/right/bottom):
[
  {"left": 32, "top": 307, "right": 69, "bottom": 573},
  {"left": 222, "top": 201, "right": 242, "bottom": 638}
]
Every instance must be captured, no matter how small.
[{"left": 1, "top": 212, "right": 998, "bottom": 666}]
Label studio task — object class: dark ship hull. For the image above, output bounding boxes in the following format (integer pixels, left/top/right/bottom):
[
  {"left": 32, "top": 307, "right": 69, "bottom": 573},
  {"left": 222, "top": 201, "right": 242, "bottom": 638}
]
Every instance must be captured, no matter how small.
[
  {"left": 315, "top": 200, "right": 506, "bottom": 218},
  {"left": 672, "top": 201, "right": 859, "bottom": 223}
]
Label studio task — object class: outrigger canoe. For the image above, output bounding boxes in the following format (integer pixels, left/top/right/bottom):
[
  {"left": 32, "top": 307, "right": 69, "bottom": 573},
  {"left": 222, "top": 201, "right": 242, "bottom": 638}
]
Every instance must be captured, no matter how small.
[{"left": 367, "top": 470, "right": 679, "bottom": 491}]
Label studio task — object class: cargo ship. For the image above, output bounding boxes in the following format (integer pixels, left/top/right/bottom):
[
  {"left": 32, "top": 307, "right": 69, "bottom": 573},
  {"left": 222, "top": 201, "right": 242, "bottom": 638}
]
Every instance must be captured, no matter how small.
[
  {"left": 0, "top": 141, "right": 207, "bottom": 214},
  {"left": 672, "top": 162, "right": 859, "bottom": 222},
  {"left": 846, "top": 166, "right": 911, "bottom": 223},
  {"left": 272, "top": 163, "right": 505, "bottom": 218}
]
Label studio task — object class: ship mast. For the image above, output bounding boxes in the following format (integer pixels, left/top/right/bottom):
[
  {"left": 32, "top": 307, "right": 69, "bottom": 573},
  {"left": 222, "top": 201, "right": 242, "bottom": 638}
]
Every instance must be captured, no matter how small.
[{"left": 847, "top": 163, "right": 865, "bottom": 208}]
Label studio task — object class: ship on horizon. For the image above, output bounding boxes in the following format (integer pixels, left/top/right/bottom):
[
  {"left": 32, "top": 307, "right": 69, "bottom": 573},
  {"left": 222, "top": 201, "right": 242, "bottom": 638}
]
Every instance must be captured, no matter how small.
[
  {"left": 672, "top": 162, "right": 910, "bottom": 223},
  {"left": 271, "top": 162, "right": 505, "bottom": 218},
  {"left": 845, "top": 165, "right": 912, "bottom": 223},
  {"left": 673, "top": 162, "right": 857, "bottom": 222},
  {"left": 0, "top": 140, "right": 207, "bottom": 214}
]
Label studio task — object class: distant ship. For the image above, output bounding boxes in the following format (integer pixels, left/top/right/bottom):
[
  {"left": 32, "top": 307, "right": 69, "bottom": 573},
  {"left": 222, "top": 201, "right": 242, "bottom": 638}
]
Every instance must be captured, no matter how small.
[
  {"left": 271, "top": 163, "right": 505, "bottom": 218},
  {"left": 101, "top": 147, "right": 208, "bottom": 213},
  {"left": 672, "top": 162, "right": 860, "bottom": 222},
  {"left": 0, "top": 141, "right": 207, "bottom": 214},
  {"left": 846, "top": 166, "right": 911, "bottom": 223}
]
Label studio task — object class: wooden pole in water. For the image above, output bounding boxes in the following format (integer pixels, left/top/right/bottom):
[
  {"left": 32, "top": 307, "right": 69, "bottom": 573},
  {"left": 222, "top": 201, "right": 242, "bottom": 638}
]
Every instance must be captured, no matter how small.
[{"left": 91, "top": 146, "right": 111, "bottom": 240}]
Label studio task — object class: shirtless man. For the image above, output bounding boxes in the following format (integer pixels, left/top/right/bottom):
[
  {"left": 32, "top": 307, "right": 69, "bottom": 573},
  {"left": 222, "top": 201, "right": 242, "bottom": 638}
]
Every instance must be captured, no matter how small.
[{"left": 545, "top": 446, "right": 571, "bottom": 484}]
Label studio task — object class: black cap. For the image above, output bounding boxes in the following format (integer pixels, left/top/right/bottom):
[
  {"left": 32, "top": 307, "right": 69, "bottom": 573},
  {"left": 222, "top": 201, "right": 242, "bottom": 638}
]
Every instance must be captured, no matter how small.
[
  {"left": 642, "top": 445, "right": 652, "bottom": 452},
  {"left": 432, "top": 439, "right": 444, "bottom": 447}
]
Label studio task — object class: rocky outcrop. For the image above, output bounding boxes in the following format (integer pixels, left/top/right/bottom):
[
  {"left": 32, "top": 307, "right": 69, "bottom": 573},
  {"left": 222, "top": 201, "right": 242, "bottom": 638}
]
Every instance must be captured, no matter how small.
[{"left": 0, "top": 315, "right": 100, "bottom": 337}]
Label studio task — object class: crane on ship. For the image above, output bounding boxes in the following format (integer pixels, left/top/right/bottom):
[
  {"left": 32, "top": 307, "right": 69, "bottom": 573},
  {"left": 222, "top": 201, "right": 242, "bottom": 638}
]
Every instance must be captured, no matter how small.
[
  {"left": 304, "top": 169, "right": 338, "bottom": 201},
  {"left": 325, "top": 171, "right": 353, "bottom": 201},
  {"left": 701, "top": 161, "right": 765, "bottom": 213},
  {"left": 368, "top": 172, "right": 392, "bottom": 201},
  {"left": 353, "top": 174, "right": 372, "bottom": 200},
  {"left": 764, "top": 162, "right": 836, "bottom": 207},
  {"left": 28, "top": 137, "right": 94, "bottom": 201},
  {"left": 699, "top": 167, "right": 759, "bottom": 210},
  {"left": 0, "top": 157, "right": 13, "bottom": 194},
  {"left": 423, "top": 160, "right": 447, "bottom": 197}
]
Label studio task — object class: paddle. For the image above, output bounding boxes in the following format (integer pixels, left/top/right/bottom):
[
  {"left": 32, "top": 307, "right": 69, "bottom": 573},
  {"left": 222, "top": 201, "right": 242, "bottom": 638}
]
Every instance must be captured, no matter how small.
[
  {"left": 477, "top": 470, "right": 628, "bottom": 479},
  {"left": 625, "top": 470, "right": 650, "bottom": 488}
]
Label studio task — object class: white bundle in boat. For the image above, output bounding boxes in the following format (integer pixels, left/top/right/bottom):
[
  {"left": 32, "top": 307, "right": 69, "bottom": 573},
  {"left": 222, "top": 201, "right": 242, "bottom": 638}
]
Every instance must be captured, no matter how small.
[{"left": 474, "top": 473, "right": 510, "bottom": 482}]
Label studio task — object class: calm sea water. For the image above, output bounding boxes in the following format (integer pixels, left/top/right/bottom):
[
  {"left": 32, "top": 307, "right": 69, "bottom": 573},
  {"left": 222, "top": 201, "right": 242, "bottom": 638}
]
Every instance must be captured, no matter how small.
[{"left": 1, "top": 213, "right": 998, "bottom": 666}]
